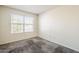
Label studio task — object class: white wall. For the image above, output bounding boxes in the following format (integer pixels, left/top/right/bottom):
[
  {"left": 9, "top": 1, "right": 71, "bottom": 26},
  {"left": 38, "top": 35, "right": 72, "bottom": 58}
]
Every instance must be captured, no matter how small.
[
  {"left": 39, "top": 6, "right": 79, "bottom": 51},
  {"left": 0, "top": 6, "right": 38, "bottom": 45}
]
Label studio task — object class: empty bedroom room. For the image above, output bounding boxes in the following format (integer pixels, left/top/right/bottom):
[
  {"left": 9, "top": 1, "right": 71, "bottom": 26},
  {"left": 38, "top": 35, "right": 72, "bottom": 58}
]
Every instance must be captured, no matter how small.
[{"left": 0, "top": 5, "right": 79, "bottom": 53}]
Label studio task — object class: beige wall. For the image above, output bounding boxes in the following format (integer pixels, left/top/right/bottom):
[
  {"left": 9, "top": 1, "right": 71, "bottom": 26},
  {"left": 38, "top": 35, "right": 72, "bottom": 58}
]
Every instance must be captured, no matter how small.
[
  {"left": 0, "top": 6, "right": 38, "bottom": 45},
  {"left": 39, "top": 6, "right": 79, "bottom": 51}
]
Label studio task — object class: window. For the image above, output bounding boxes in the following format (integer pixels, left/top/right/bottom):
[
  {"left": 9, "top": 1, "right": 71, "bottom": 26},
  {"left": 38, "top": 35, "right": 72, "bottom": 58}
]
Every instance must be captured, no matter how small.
[{"left": 11, "top": 14, "right": 34, "bottom": 33}]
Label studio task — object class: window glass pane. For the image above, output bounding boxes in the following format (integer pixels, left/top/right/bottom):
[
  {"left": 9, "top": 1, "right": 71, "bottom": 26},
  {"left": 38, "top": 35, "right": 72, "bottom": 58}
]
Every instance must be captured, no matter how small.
[
  {"left": 11, "top": 14, "right": 24, "bottom": 23},
  {"left": 24, "top": 25, "right": 33, "bottom": 32},
  {"left": 25, "top": 16, "right": 34, "bottom": 24},
  {"left": 11, "top": 24, "right": 23, "bottom": 33}
]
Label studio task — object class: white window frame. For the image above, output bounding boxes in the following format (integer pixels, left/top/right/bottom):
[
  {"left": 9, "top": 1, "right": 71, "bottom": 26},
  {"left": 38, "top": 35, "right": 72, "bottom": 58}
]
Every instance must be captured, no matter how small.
[{"left": 11, "top": 14, "right": 34, "bottom": 33}]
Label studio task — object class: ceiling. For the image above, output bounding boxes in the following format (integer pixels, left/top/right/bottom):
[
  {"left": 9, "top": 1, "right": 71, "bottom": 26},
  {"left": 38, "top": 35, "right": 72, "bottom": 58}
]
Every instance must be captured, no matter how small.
[{"left": 5, "top": 5, "right": 59, "bottom": 14}]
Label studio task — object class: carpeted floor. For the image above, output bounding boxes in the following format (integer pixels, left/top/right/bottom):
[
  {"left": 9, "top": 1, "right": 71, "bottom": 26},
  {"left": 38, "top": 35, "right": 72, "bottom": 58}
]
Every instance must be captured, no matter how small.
[{"left": 0, "top": 37, "right": 78, "bottom": 53}]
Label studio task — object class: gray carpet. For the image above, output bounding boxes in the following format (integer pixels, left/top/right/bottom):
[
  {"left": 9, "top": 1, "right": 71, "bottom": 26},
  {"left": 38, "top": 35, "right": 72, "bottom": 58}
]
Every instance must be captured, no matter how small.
[{"left": 0, "top": 37, "right": 78, "bottom": 53}]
